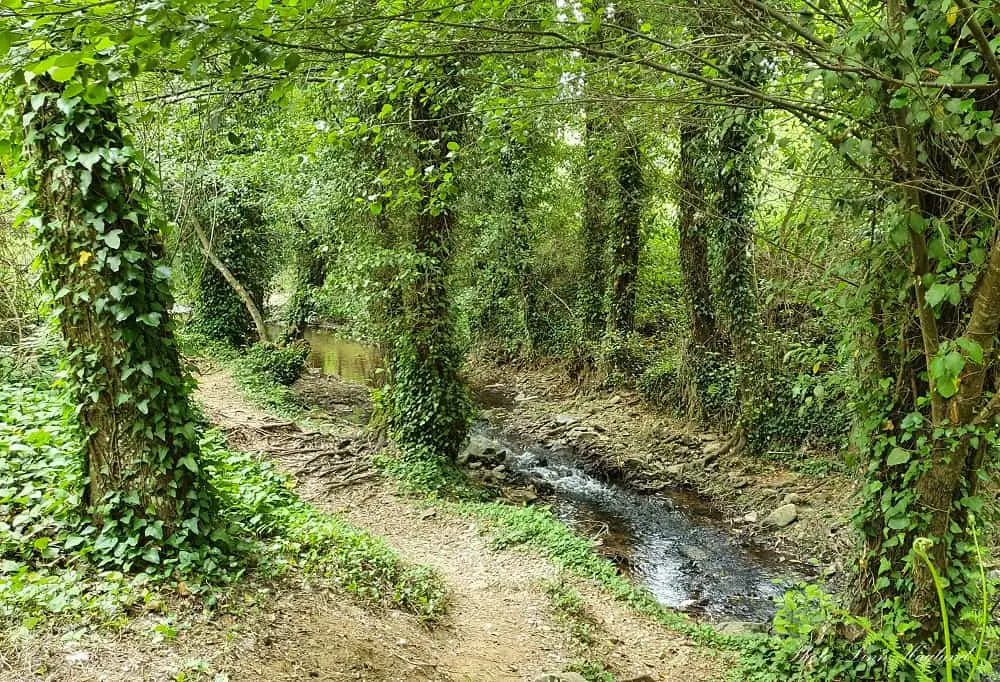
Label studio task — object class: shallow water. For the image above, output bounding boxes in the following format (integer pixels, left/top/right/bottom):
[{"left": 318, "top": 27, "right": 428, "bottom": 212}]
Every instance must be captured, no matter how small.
[
  {"left": 475, "top": 424, "right": 792, "bottom": 621},
  {"left": 301, "top": 329, "right": 383, "bottom": 385},
  {"left": 304, "top": 327, "right": 792, "bottom": 622}
]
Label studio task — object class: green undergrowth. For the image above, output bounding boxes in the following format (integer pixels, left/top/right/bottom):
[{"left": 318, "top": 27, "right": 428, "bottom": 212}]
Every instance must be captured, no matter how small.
[{"left": 0, "top": 378, "right": 447, "bottom": 635}]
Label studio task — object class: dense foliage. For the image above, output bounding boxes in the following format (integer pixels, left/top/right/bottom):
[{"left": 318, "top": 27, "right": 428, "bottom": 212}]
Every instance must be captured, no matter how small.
[{"left": 0, "top": 0, "right": 998, "bottom": 679}]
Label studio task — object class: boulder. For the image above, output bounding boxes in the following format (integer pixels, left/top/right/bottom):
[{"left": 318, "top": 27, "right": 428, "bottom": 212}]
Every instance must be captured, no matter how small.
[
  {"left": 458, "top": 434, "right": 501, "bottom": 466},
  {"left": 742, "top": 511, "right": 759, "bottom": 524},
  {"left": 765, "top": 503, "right": 798, "bottom": 528},
  {"left": 507, "top": 487, "right": 539, "bottom": 505},
  {"left": 554, "top": 414, "right": 579, "bottom": 426}
]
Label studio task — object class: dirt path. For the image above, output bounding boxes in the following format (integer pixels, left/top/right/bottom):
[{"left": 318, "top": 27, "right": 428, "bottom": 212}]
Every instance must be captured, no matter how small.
[{"left": 193, "top": 367, "right": 725, "bottom": 682}]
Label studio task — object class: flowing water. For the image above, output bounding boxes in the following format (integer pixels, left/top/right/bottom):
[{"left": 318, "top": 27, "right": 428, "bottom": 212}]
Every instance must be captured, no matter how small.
[
  {"left": 302, "top": 327, "right": 793, "bottom": 623},
  {"left": 473, "top": 424, "right": 793, "bottom": 622}
]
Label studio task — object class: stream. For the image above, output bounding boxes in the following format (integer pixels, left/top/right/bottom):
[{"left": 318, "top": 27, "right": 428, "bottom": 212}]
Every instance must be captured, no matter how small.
[{"left": 300, "top": 328, "right": 794, "bottom": 623}]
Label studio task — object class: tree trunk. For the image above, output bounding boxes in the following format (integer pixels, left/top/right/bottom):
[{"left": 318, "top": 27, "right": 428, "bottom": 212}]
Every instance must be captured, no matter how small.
[
  {"left": 608, "top": 129, "right": 643, "bottom": 336},
  {"left": 677, "top": 123, "right": 719, "bottom": 348},
  {"left": 22, "top": 76, "right": 203, "bottom": 530},
  {"left": 606, "top": 7, "right": 643, "bottom": 338},
  {"left": 715, "top": 71, "right": 763, "bottom": 370},
  {"left": 580, "top": 69, "right": 611, "bottom": 336},
  {"left": 501, "top": 137, "right": 537, "bottom": 353},
  {"left": 389, "top": 80, "right": 472, "bottom": 461}
]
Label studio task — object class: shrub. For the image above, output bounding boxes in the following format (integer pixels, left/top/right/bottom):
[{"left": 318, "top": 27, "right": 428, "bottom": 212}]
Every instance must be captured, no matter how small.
[{"left": 243, "top": 341, "right": 310, "bottom": 386}]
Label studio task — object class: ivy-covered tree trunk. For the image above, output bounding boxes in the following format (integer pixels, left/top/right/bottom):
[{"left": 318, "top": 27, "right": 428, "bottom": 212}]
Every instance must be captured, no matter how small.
[
  {"left": 847, "top": 0, "right": 1000, "bottom": 643},
  {"left": 714, "top": 59, "right": 764, "bottom": 373},
  {"left": 500, "top": 138, "right": 537, "bottom": 353},
  {"left": 580, "top": 75, "right": 611, "bottom": 337},
  {"left": 389, "top": 81, "right": 472, "bottom": 461},
  {"left": 20, "top": 76, "right": 205, "bottom": 536},
  {"left": 607, "top": 9, "right": 643, "bottom": 338},
  {"left": 677, "top": 123, "right": 718, "bottom": 348},
  {"left": 607, "top": 129, "right": 642, "bottom": 336}
]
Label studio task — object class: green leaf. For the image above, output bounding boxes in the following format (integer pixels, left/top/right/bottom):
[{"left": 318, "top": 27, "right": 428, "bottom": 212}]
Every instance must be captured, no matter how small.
[
  {"left": 64, "top": 535, "right": 86, "bottom": 550},
  {"left": 937, "top": 376, "right": 958, "bottom": 398},
  {"left": 284, "top": 52, "right": 301, "bottom": 71},
  {"left": 925, "top": 282, "right": 951, "bottom": 307},
  {"left": 79, "top": 150, "right": 101, "bottom": 171},
  {"left": 887, "top": 517, "right": 909, "bottom": 530},
  {"left": 956, "top": 337, "right": 984, "bottom": 364},
  {"left": 942, "top": 350, "right": 965, "bottom": 376},
  {"left": 84, "top": 83, "right": 109, "bottom": 105},
  {"left": 179, "top": 455, "right": 199, "bottom": 473},
  {"left": 138, "top": 312, "right": 162, "bottom": 327},
  {"left": 141, "top": 547, "right": 161, "bottom": 564},
  {"left": 886, "top": 447, "right": 911, "bottom": 466},
  {"left": 50, "top": 66, "right": 76, "bottom": 83}
]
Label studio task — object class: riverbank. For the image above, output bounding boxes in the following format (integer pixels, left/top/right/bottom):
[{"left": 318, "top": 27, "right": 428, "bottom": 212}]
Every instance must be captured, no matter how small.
[{"left": 465, "top": 359, "right": 858, "bottom": 576}]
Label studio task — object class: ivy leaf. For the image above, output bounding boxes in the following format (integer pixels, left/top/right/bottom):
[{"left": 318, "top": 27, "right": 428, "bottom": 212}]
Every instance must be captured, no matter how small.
[
  {"left": 956, "top": 338, "right": 984, "bottom": 364},
  {"left": 886, "top": 447, "right": 911, "bottom": 466},
  {"left": 79, "top": 150, "right": 101, "bottom": 171},
  {"left": 138, "top": 312, "right": 161, "bottom": 327},
  {"left": 141, "top": 547, "right": 160, "bottom": 564},
  {"left": 63, "top": 535, "right": 86, "bottom": 550},
  {"left": 887, "top": 516, "right": 909, "bottom": 530},
  {"left": 50, "top": 65, "right": 76, "bottom": 83},
  {"left": 179, "top": 455, "right": 199, "bottom": 473},
  {"left": 84, "top": 83, "right": 109, "bottom": 105},
  {"left": 942, "top": 350, "right": 965, "bottom": 376},
  {"left": 936, "top": 376, "right": 958, "bottom": 398},
  {"left": 925, "top": 282, "right": 950, "bottom": 307},
  {"left": 103, "top": 230, "right": 121, "bottom": 249}
]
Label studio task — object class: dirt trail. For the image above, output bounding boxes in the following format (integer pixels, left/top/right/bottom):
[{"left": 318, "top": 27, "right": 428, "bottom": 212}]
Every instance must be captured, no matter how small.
[{"left": 194, "top": 367, "right": 724, "bottom": 682}]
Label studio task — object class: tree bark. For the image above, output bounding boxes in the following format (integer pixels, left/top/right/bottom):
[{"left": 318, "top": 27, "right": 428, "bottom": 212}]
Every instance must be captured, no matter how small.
[{"left": 608, "top": 129, "right": 643, "bottom": 336}]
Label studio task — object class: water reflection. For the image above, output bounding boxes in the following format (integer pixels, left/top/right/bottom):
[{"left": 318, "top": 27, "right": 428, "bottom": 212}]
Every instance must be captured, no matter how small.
[{"left": 300, "top": 329, "right": 383, "bottom": 386}]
